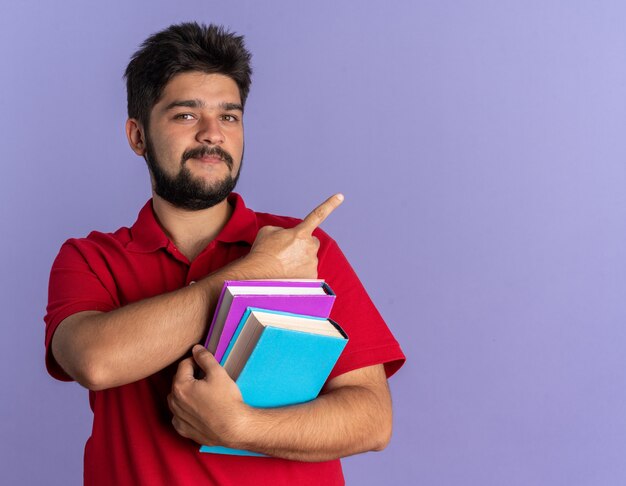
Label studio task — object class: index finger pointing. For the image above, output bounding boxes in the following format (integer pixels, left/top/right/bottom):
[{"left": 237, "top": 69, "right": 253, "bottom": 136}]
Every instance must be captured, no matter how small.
[{"left": 297, "top": 193, "right": 344, "bottom": 234}]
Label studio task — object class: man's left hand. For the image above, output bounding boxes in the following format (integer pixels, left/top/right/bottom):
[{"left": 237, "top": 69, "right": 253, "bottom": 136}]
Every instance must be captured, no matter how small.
[{"left": 167, "top": 345, "right": 248, "bottom": 447}]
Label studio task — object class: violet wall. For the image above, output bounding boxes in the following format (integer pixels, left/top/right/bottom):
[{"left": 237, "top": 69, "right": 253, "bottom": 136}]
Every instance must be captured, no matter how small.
[{"left": 2, "top": 1, "right": 626, "bottom": 484}]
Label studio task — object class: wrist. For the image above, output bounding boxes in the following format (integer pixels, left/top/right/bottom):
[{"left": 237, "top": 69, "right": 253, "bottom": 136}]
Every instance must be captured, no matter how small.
[
  {"left": 197, "top": 276, "right": 222, "bottom": 301},
  {"left": 225, "top": 403, "right": 258, "bottom": 450},
  {"left": 216, "top": 253, "right": 282, "bottom": 281}
]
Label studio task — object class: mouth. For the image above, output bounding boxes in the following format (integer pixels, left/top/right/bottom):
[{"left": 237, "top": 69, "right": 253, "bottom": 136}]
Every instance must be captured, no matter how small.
[
  {"left": 183, "top": 146, "right": 234, "bottom": 170},
  {"left": 192, "top": 154, "right": 224, "bottom": 164}
]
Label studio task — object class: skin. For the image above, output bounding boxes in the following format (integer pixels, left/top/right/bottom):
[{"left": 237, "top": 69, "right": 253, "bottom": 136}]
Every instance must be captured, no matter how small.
[
  {"left": 51, "top": 71, "right": 393, "bottom": 461},
  {"left": 127, "top": 72, "right": 245, "bottom": 260}
]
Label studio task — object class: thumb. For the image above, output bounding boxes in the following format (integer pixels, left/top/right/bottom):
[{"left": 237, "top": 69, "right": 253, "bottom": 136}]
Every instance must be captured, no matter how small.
[{"left": 191, "top": 344, "right": 220, "bottom": 378}]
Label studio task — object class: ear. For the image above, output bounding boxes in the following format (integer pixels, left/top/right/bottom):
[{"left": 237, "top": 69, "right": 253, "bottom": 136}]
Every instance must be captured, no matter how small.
[{"left": 126, "top": 118, "right": 146, "bottom": 156}]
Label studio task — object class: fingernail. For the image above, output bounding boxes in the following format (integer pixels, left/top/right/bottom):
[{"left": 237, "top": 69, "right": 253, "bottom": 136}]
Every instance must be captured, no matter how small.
[{"left": 336, "top": 193, "right": 344, "bottom": 202}]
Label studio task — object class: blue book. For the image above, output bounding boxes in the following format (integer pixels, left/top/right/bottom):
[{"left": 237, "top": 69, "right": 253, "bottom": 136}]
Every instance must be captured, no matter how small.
[{"left": 200, "top": 308, "right": 348, "bottom": 456}]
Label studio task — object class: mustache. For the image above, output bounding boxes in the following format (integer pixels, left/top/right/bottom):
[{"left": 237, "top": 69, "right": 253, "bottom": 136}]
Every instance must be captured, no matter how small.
[{"left": 182, "top": 146, "right": 234, "bottom": 170}]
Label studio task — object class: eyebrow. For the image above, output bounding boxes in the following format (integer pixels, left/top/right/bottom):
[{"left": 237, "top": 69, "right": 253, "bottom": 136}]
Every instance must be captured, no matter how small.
[{"left": 163, "top": 99, "right": 243, "bottom": 112}]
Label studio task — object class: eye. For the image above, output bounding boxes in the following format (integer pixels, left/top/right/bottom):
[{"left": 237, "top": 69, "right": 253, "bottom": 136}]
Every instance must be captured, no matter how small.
[
  {"left": 174, "top": 113, "right": 195, "bottom": 121},
  {"left": 221, "top": 114, "right": 239, "bottom": 122}
]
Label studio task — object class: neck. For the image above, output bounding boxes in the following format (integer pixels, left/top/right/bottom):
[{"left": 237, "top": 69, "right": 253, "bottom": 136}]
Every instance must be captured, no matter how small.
[{"left": 151, "top": 193, "right": 234, "bottom": 261}]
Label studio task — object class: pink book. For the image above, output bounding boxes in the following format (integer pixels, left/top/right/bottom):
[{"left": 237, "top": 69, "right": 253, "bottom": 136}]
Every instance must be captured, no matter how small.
[{"left": 204, "top": 280, "right": 336, "bottom": 362}]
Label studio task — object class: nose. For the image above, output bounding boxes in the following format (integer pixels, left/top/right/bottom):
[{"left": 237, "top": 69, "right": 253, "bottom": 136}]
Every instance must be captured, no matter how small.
[{"left": 196, "top": 117, "right": 224, "bottom": 145}]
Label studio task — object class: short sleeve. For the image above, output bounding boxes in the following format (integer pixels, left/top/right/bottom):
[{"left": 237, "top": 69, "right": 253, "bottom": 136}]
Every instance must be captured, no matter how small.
[
  {"left": 44, "top": 240, "right": 118, "bottom": 381},
  {"left": 316, "top": 235, "right": 405, "bottom": 380}
]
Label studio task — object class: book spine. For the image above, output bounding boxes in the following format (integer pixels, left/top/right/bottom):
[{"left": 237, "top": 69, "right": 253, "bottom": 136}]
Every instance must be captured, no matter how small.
[
  {"left": 322, "top": 281, "right": 336, "bottom": 296},
  {"left": 328, "top": 318, "right": 348, "bottom": 340},
  {"left": 203, "top": 281, "right": 230, "bottom": 347}
]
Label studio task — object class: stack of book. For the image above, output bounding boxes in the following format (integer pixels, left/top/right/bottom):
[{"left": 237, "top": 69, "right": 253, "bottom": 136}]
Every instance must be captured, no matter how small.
[{"left": 200, "top": 279, "right": 348, "bottom": 456}]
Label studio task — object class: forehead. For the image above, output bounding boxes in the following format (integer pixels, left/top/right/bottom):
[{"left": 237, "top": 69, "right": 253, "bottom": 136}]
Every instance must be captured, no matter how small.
[{"left": 157, "top": 72, "right": 241, "bottom": 108}]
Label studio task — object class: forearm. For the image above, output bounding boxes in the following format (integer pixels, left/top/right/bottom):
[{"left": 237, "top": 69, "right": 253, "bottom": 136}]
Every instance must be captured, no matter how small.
[
  {"left": 53, "top": 259, "right": 261, "bottom": 390},
  {"left": 232, "top": 373, "right": 392, "bottom": 461}
]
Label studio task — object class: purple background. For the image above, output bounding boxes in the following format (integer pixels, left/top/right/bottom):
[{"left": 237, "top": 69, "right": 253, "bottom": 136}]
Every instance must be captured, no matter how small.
[{"left": 2, "top": 1, "right": 626, "bottom": 484}]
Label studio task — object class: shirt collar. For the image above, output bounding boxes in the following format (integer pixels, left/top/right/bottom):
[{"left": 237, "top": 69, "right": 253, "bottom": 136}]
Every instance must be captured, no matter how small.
[
  {"left": 126, "top": 193, "right": 258, "bottom": 253},
  {"left": 216, "top": 193, "right": 258, "bottom": 245}
]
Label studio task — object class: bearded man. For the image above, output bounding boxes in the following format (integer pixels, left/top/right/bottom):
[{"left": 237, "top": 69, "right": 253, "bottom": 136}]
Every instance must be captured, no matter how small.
[{"left": 45, "top": 22, "right": 405, "bottom": 486}]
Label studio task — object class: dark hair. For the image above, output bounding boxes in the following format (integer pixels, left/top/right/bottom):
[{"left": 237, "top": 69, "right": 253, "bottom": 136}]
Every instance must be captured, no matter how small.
[{"left": 124, "top": 22, "right": 252, "bottom": 128}]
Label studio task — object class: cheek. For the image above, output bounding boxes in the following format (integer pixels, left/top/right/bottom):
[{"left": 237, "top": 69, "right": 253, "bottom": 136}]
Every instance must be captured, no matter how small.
[
  {"left": 231, "top": 133, "right": 245, "bottom": 159},
  {"left": 156, "top": 135, "right": 185, "bottom": 165}
]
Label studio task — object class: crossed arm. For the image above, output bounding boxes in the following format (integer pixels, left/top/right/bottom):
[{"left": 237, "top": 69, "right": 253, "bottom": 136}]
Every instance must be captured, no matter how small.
[
  {"left": 168, "top": 345, "right": 392, "bottom": 461},
  {"left": 51, "top": 194, "right": 394, "bottom": 459}
]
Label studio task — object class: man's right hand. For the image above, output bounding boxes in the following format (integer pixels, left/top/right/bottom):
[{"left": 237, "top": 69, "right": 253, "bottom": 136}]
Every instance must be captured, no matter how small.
[{"left": 237, "top": 193, "right": 344, "bottom": 280}]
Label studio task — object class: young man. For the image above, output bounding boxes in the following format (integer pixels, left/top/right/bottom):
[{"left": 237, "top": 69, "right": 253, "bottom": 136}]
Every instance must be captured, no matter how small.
[{"left": 45, "top": 22, "right": 405, "bottom": 485}]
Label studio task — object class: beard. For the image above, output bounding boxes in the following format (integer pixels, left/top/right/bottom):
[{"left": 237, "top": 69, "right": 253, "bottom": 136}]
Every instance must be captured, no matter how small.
[{"left": 144, "top": 135, "right": 242, "bottom": 211}]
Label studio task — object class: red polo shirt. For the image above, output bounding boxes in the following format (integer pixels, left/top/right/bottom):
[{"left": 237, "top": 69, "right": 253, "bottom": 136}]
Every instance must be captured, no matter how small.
[{"left": 44, "top": 193, "right": 405, "bottom": 486}]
